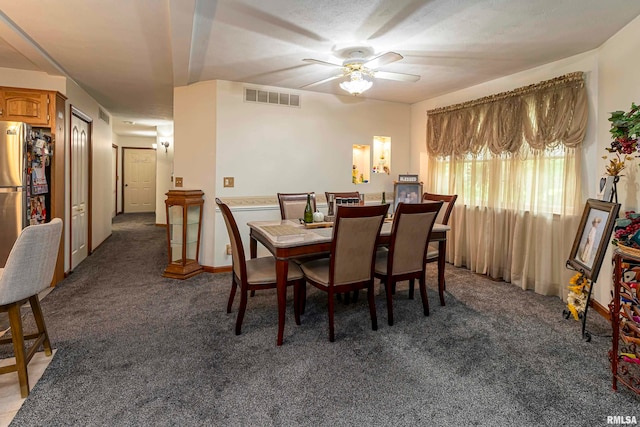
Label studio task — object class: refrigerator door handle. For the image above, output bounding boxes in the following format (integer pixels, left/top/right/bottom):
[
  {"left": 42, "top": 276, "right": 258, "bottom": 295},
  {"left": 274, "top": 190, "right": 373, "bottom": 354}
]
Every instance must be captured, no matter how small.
[{"left": 0, "top": 187, "right": 24, "bottom": 193}]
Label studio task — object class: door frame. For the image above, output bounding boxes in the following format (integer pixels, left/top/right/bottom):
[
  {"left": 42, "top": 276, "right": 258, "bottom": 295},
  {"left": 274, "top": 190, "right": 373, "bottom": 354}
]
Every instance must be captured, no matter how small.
[
  {"left": 112, "top": 143, "right": 118, "bottom": 216},
  {"left": 122, "top": 147, "right": 156, "bottom": 213},
  {"left": 69, "top": 106, "right": 93, "bottom": 270}
]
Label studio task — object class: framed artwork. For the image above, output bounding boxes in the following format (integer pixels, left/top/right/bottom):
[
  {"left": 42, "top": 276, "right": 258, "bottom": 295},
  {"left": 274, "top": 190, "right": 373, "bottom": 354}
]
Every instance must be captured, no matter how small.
[
  {"left": 567, "top": 198, "right": 620, "bottom": 281},
  {"left": 393, "top": 182, "right": 423, "bottom": 210},
  {"left": 597, "top": 175, "right": 615, "bottom": 202}
]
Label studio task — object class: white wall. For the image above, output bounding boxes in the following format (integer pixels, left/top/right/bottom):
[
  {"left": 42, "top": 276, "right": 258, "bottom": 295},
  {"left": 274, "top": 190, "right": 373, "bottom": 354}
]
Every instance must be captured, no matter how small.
[
  {"left": 173, "top": 80, "right": 411, "bottom": 268},
  {"left": 410, "top": 13, "right": 640, "bottom": 308},
  {"left": 0, "top": 68, "right": 114, "bottom": 273},
  {"left": 593, "top": 14, "right": 640, "bottom": 306},
  {"left": 65, "top": 79, "right": 114, "bottom": 256}
]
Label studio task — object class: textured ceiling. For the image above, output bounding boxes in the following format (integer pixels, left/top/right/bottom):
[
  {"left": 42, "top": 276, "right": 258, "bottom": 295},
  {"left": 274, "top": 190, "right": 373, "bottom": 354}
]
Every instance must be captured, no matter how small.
[{"left": 0, "top": 0, "right": 639, "bottom": 136}]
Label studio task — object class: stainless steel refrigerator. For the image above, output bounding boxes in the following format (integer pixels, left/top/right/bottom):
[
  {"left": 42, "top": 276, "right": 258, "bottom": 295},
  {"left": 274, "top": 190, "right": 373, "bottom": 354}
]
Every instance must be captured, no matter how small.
[{"left": 0, "top": 121, "right": 52, "bottom": 266}]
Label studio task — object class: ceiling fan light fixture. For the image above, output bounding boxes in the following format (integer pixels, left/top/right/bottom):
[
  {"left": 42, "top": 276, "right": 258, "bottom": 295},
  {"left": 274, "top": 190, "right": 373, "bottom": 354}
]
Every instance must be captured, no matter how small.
[{"left": 340, "top": 71, "right": 373, "bottom": 96}]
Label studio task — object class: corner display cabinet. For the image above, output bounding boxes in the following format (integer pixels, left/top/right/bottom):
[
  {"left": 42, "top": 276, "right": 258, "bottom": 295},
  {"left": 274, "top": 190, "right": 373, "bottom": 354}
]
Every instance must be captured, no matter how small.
[
  {"left": 610, "top": 249, "right": 640, "bottom": 395},
  {"left": 163, "top": 190, "right": 204, "bottom": 279}
]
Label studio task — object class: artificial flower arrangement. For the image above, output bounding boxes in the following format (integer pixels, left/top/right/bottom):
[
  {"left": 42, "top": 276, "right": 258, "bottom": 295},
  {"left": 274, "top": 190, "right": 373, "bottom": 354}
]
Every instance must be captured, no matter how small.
[
  {"left": 603, "top": 102, "right": 640, "bottom": 176},
  {"left": 566, "top": 272, "right": 589, "bottom": 321}
]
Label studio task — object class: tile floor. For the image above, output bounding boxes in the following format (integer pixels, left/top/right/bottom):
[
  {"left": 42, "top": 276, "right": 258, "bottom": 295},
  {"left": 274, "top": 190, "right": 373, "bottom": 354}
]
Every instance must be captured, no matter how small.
[{"left": 0, "top": 350, "right": 56, "bottom": 426}]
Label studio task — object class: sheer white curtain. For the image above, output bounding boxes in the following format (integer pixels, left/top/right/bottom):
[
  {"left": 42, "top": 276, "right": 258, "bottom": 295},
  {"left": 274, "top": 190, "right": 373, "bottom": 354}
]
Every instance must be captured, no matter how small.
[{"left": 425, "top": 72, "right": 588, "bottom": 297}]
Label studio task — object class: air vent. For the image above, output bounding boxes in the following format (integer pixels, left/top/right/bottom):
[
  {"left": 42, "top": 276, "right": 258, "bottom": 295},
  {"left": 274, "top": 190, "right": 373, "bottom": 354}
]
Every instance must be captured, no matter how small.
[
  {"left": 98, "top": 108, "right": 110, "bottom": 124},
  {"left": 244, "top": 87, "right": 300, "bottom": 108}
]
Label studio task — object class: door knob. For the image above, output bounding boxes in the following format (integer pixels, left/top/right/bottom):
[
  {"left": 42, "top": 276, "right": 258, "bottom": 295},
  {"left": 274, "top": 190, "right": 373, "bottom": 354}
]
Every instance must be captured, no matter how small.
[{"left": 125, "top": 184, "right": 128, "bottom": 187}]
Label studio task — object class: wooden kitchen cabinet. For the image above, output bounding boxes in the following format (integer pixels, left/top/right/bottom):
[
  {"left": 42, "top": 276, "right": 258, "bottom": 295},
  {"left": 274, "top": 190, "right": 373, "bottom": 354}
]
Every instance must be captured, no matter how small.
[{"left": 0, "top": 87, "right": 53, "bottom": 126}]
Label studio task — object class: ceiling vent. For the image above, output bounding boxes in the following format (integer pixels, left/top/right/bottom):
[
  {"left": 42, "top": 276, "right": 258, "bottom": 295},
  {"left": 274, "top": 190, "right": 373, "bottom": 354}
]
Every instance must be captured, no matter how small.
[
  {"left": 98, "top": 108, "right": 110, "bottom": 124},
  {"left": 244, "top": 88, "right": 300, "bottom": 108}
]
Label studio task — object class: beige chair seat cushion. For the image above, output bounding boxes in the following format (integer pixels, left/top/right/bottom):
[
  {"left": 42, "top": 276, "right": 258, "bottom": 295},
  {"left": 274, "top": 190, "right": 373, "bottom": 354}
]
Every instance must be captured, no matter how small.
[
  {"left": 299, "top": 258, "right": 331, "bottom": 286},
  {"left": 374, "top": 249, "right": 389, "bottom": 275},
  {"left": 426, "top": 242, "right": 439, "bottom": 260},
  {"left": 246, "top": 256, "right": 303, "bottom": 285}
]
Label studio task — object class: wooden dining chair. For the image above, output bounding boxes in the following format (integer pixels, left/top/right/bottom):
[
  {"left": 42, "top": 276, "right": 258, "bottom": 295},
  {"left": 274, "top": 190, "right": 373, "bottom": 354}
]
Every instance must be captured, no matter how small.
[
  {"left": 0, "top": 218, "right": 62, "bottom": 398},
  {"left": 277, "top": 192, "right": 316, "bottom": 220},
  {"left": 216, "top": 198, "right": 304, "bottom": 335},
  {"left": 298, "top": 204, "right": 389, "bottom": 342},
  {"left": 374, "top": 202, "right": 442, "bottom": 325},
  {"left": 420, "top": 192, "right": 458, "bottom": 301},
  {"left": 276, "top": 192, "right": 323, "bottom": 313},
  {"left": 324, "top": 191, "right": 363, "bottom": 305}
]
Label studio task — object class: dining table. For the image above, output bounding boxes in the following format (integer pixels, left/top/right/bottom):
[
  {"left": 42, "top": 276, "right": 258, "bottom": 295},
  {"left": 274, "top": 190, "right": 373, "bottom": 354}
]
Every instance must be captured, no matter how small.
[{"left": 248, "top": 219, "right": 450, "bottom": 346}]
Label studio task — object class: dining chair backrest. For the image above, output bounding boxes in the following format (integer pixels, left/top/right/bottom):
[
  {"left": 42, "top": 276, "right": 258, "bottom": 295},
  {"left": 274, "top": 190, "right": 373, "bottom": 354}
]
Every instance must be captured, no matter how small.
[
  {"left": 277, "top": 192, "right": 316, "bottom": 220},
  {"left": 0, "top": 218, "right": 63, "bottom": 305},
  {"left": 216, "top": 198, "right": 247, "bottom": 282},
  {"left": 387, "top": 202, "right": 442, "bottom": 276},
  {"left": 422, "top": 192, "right": 458, "bottom": 225},
  {"left": 330, "top": 204, "right": 389, "bottom": 286}
]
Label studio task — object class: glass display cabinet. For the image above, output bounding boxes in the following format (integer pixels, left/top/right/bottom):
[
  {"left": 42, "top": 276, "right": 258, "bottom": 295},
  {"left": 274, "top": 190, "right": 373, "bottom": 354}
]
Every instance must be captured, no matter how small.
[{"left": 163, "top": 189, "right": 204, "bottom": 279}]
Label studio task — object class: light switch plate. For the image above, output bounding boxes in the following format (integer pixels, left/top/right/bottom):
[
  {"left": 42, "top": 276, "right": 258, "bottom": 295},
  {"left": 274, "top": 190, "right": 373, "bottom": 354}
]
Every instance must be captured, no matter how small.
[
  {"left": 223, "top": 177, "right": 234, "bottom": 188},
  {"left": 175, "top": 177, "right": 183, "bottom": 187}
]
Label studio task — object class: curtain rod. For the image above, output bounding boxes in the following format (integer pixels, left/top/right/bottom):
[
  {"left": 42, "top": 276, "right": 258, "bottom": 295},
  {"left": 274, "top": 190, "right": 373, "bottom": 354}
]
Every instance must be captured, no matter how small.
[{"left": 426, "top": 71, "right": 585, "bottom": 115}]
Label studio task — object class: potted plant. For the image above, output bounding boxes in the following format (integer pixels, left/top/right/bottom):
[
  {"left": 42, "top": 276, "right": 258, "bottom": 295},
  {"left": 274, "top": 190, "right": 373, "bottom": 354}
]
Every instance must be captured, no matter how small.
[{"left": 604, "top": 102, "right": 640, "bottom": 176}]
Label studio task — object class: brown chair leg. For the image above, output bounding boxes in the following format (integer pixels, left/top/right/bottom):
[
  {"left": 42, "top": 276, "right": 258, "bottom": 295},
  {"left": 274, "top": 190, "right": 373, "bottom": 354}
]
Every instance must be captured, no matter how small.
[
  {"left": 419, "top": 276, "right": 430, "bottom": 316},
  {"left": 300, "top": 283, "right": 307, "bottom": 315},
  {"left": 8, "top": 303, "right": 29, "bottom": 398},
  {"left": 250, "top": 290, "right": 256, "bottom": 297},
  {"left": 386, "top": 276, "right": 394, "bottom": 326},
  {"left": 227, "top": 276, "right": 238, "bottom": 313},
  {"left": 29, "top": 296, "right": 52, "bottom": 356},
  {"left": 352, "top": 290, "right": 359, "bottom": 303},
  {"left": 408, "top": 279, "right": 415, "bottom": 300},
  {"left": 328, "top": 288, "right": 335, "bottom": 342},
  {"left": 367, "top": 284, "right": 378, "bottom": 331},
  {"left": 235, "top": 287, "right": 248, "bottom": 335},
  {"left": 293, "top": 282, "right": 301, "bottom": 326}
]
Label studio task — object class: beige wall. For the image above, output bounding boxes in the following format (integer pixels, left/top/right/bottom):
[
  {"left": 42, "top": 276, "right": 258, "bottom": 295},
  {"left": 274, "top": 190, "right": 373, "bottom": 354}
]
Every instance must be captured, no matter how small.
[
  {"left": 594, "top": 14, "right": 640, "bottom": 305},
  {"left": 173, "top": 80, "right": 412, "bottom": 268},
  {"left": 0, "top": 68, "right": 114, "bottom": 274},
  {"left": 410, "top": 14, "right": 640, "bottom": 307}
]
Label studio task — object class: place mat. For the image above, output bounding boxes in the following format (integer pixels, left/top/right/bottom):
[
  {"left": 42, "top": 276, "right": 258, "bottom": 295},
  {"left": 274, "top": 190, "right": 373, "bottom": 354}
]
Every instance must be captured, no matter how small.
[{"left": 261, "top": 225, "right": 305, "bottom": 237}]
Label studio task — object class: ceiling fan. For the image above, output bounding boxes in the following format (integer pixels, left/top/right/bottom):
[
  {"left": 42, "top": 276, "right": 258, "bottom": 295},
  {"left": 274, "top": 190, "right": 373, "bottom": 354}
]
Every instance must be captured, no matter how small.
[{"left": 301, "top": 47, "right": 420, "bottom": 95}]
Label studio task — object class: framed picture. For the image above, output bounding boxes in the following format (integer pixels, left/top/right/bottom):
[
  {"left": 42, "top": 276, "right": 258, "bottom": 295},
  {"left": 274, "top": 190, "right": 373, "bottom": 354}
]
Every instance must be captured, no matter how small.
[
  {"left": 393, "top": 182, "right": 423, "bottom": 210},
  {"left": 567, "top": 198, "right": 620, "bottom": 281},
  {"left": 596, "top": 175, "right": 615, "bottom": 202}
]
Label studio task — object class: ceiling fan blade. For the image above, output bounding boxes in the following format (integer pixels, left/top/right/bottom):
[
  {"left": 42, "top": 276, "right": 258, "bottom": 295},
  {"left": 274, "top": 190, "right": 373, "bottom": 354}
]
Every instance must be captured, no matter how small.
[
  {"left": 374, "top": 71, "right": 420, "bottom": 82},
  {"left": 363, "top": 52, "right": 403, "bottom": 69},
  {"left": 301, "top": 73, "right": 344, "bottom": 88},
  {"left": 303, "top": 58, "right": 342, "bottom": 67}
]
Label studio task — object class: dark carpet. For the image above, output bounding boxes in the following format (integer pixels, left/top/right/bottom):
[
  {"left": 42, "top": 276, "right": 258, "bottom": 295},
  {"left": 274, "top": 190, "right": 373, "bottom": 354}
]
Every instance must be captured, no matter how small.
[{"left": 5, "top": 213, "right": 639, "bottom": 426}]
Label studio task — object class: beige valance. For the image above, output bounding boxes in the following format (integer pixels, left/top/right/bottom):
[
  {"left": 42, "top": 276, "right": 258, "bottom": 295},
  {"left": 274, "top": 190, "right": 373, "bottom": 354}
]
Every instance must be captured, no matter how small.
[{"left": 425, "top": 72, "right": 588, "bottom": 156}]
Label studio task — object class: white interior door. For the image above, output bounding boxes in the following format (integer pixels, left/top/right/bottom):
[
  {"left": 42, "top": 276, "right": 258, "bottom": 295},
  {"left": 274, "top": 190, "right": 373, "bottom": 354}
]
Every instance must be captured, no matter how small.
[
  {"left": 124, "top": 149, "right": 156, "bottom": 213},
  {"left": 71, "top": 113, "right": 89, "bottom": 269}
]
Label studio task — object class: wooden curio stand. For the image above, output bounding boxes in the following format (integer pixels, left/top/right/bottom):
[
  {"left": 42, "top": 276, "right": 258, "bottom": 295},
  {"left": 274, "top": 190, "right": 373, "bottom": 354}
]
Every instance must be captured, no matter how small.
[{"left": 163, "top": 190, "right": 204, "bottom": 279}]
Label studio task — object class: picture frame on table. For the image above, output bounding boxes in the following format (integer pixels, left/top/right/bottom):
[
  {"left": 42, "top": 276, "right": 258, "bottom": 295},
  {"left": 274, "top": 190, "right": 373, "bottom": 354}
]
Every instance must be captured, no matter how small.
[
  {"left": 393, "top": 182, "right": 423, "bottom": 211},
  {"left": 597, "top": 175, "right": 616, "bottom": 202},
  {"left": 567, "top": 198, "right": 620, "bottom": 281}
]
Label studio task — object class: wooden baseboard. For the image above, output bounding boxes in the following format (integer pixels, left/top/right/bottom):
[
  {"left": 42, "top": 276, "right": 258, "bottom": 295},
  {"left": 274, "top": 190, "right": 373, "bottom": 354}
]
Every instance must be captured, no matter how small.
[
  {"left": 590, "top": 298, "right": 610, "bottom": 321},
  {"left": 155, "top": 223, "right": 167, "bottom": 227},
  {"left": 203, "top": 265, "right": 232, "bottom": 273}
]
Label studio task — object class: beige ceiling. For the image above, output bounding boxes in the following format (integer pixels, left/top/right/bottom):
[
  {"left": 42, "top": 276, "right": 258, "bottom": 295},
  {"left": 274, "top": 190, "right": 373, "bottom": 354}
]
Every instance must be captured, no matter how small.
[{"left": 0, "top": 0, "right": 639, "bottom": 137}]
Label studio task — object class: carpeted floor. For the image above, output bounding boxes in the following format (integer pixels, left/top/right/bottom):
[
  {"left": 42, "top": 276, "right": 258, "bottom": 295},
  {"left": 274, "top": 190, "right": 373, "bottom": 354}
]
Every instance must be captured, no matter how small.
[{"left": 4, "top": 212, "right": 639, "bottom": 426}]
